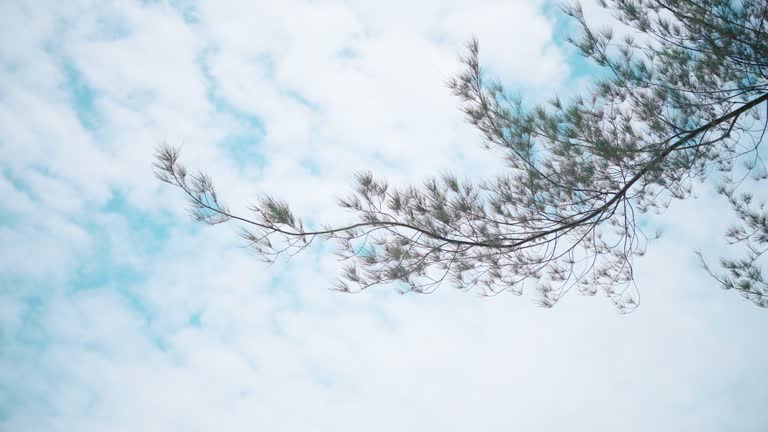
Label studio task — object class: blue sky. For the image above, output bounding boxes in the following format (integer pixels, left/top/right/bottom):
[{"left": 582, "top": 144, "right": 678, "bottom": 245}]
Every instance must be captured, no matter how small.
[{"left": 1, "top": 1, "right": 767, "bottom": 431}]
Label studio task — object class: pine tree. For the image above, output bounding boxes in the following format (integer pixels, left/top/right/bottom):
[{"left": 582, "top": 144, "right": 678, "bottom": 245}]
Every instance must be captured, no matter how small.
[{"left": 155, "top": 0, "right": 768, "bottom": 310}]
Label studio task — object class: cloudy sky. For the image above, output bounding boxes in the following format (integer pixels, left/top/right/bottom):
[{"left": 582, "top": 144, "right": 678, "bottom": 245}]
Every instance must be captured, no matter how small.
[{"left": 1, "top": 1, "right": 767, "bottom": 431}]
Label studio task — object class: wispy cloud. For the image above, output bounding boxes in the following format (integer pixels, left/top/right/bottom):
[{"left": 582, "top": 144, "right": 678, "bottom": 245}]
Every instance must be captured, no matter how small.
[{"left": 1, "top": 1, "right": 767, "bottom": 431}]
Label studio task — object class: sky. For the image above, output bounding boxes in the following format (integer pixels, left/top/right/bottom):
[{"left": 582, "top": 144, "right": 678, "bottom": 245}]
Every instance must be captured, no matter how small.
[{"left": 1, "top": 1, "right": 767, "bottom": 431}]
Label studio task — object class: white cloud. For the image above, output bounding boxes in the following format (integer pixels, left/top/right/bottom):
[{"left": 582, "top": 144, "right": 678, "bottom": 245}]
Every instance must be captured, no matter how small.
[{"left": 1, "top": 1, "right": 767, "bottom": 431}]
